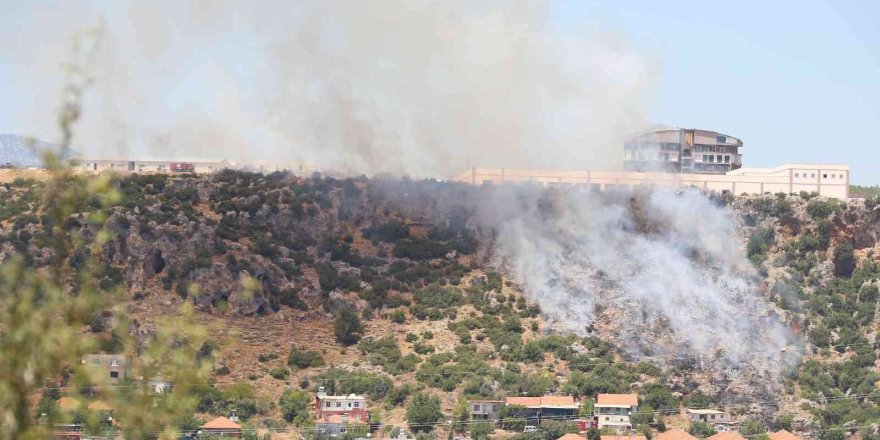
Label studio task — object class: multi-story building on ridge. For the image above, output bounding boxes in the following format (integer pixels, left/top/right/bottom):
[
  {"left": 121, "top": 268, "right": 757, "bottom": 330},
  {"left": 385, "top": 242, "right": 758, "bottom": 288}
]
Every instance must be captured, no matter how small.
[{"left": 624, "top": 128, "right": 743, "bottom": 174}]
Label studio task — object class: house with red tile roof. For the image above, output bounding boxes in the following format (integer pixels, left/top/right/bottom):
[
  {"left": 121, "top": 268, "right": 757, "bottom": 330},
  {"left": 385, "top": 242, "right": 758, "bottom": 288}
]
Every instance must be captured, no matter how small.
[
  {"left": 505, "top": 395, "right": 579, "bottom": 425},
  {"left": 707, "top": 431, "right": 745, "bottom": 440},
  {"left": 653, "top": 429, "right": 698, "bottom": 440},
  {"left": 594, "top": 394, "right": 638, "bottom": 431},
  {"left": 768, "top": 430, "right": 802, "bottom": 440},
  {"left": 200, "top": 416, "right": 242, "bottom": 438}
]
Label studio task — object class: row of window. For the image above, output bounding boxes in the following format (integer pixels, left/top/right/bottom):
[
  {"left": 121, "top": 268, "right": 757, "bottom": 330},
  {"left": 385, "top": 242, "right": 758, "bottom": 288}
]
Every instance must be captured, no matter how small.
[
  {"left": 324, "top": 401, "right": 361, "bottom": 408},
  {"left": 793, "top": 172, "right": 845, "bottom": 179},
  {"left": 694, "top": 144, "right": 737, "bottom": 154}
]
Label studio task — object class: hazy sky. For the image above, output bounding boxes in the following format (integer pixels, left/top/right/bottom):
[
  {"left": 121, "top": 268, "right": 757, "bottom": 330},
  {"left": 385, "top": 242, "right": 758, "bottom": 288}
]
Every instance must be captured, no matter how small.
[{"left": 1, "top": 1, "right": 877, "bottom": 183}]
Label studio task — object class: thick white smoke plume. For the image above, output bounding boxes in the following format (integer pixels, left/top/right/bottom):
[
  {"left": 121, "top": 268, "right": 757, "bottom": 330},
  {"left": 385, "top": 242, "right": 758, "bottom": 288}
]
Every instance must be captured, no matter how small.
[
  {"left": 471, "top": 185, "right": 801, "bottom": 376},
  {"left": 1, "top": 0, "right": 656, "bottom": 176}
]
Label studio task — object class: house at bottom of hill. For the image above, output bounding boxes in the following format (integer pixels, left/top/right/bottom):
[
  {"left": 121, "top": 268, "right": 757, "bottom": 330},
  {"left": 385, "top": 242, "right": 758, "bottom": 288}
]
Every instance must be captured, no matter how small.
[
  {"left": 768, "top": 430, "right": 803, "bottom": 440},
  {"left": 316, "top": 414, "right": 369, "bottom": 437},
  {"left": 468, "top": 400, "right": 503, "bottom": 422},
  {"left": 686, "top": 409, "right": 730, "bottom": 425},
  {"left": 653, "top": 429, "right": 698, "bottom": 440},
  {"left": 505, "top": 396, "right": 579, "bottom": 425},
  {"left": 593, "top": 394, "right": 639, "bottom": 431},
  {"left": 601, "top": 435, "right": 647, "bottom": 440},
  {"left": 199, "top": 416, "right": 242, "bottom": 438},
  {"left": 707, "top": 431, "right": 745, "bottom": 440}
]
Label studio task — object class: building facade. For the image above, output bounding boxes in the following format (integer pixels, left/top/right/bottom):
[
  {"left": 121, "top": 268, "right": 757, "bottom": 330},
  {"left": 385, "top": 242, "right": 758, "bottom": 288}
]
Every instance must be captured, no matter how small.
[
  {"left": 71, "top": 158, "right": 232, "bottom": 174},
  {"left": 468, "top": 400, "right": 503, "bottom": 422},
  {"left": 83, "top": 354, "right": 129, "bottom": 384},
  {"left": 624, "top": 128, "right": 743, "bottom": 174},
  {"left": 451, "top": 163, "right": 850, "bottom": 199},
  {"left": 594, "top": 394, "right": 638, "bottom": 431},
  {"left": 504, "top": 396, "right": 579, "bottom": 426},
  {"left": 315, "top": 387, "right": 369, "bottom": 421},
  {"left": 686, "top": 409, "right": 729, "bottom": 425}
]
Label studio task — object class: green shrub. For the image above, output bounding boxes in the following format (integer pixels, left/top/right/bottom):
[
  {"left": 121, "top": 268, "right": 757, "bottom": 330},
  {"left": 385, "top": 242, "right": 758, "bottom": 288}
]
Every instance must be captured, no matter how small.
[
  {"left": 833, "top": 242, "right": 856, "bottom": 278},
  {"left": 288, "top": 346, "right": 325, "bottom": 369},
  {"left": 406, "top": 392, "right": 444, "bottom": 432},
  {"left": 269, "top": 366, "right": 289, "bottom": 380},
  {"left": 279, "top": 389, "right": 312, "bottom": 425},
  {"left": 390, "top": 310, "right": 406, "bottom": 324}
]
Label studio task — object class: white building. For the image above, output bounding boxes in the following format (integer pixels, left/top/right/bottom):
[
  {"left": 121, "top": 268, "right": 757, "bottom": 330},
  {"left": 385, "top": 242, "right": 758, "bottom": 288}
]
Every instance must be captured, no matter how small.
[
  {"left": 315, "top": 387, "right": 369, "bottom": 421},
  {"left": 686, "top": 409, "right": 729, "bottom": 425},
  {"left": 594, "top": 394, "right": 639, "bottom": 431}
]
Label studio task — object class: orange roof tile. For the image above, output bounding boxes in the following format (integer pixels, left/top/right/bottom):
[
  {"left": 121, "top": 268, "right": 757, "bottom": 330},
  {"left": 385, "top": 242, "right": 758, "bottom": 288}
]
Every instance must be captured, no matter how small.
[
  {"left": 201, "top": 416, "right": 241, "bottom": 430},
  {"left": 708, "top": 432, "right": 745, "bottom": 440},
  {"left": 316, "top": 415, "right": 368, "bottom": 424},
  {"left": 596, "top": 394, "right": 638, "bottom": 406},
  {"left": 542, "top": 396, "right": 577, "bottom": 406},
  {"left": 506, "top": 396, "right": 542, "bottom": 407},
  {"left": 87, "top": 400, "right": 112, "bottom": 411},
  {"left": 601, "top": 435, "right": 646, "bottom": 440},
  {"left": 559, "top": 434, "right": 585, "bottom": 440},
  {"left": 768, "top": 430, "right": 802, "bottom": 440},
  {"left": 505, "top": 396, "right": 578, "bottom": 408},
  {"left": 654, "top": 429, "right": 698, "bottom": 440}
]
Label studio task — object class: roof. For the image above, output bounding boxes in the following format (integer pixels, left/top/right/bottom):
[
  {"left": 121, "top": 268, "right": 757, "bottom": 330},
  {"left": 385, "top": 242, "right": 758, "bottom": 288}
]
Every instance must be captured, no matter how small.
[
  {"left": 57, "top": 397, "right": 81, "bottom": 411},
  {"left": 316, "top": 415, "right": 368, "bottom": 424},
  {"left": 708, "top": 432, "right": 745, "bottom": 440},
  {"left": 320, "top": 393, "right": 366, "bottom": 400},
  {"left": 505, "top": 396, "right": 578, "bottom": 408},
  {"left": 601, "top": 435, "right": 646, "bottom": 440},
  {"left": 468, "top": 399, "right": 503, "bottom": 403},
  {"left": 654, "top": 429, "right": 698, "bottom": 440},
  {"left": 559, "top": 434, "right": 585, "bottom": 440},
  {"left": 87, "top": 400, "right": 112, "bottom": 411},
  {"left": 686, "top": 408, "right": 724, "bottom": 414},
  {"left": 201, "top": 416, "right": 242, "bottom": 430},
  {"left": 596, "top": 394, "right": 638, "bottom": 407},
  {"left": 768, "top": 430, "right": 802, "bottom": 440}
]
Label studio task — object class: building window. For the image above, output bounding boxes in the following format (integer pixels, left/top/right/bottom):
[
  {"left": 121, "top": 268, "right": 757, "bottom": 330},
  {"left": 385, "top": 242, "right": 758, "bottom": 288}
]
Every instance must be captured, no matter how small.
[
  {"left": 336, "top": 402, "right": 342, "bottom": 408},
  {"left": 92, "top": 358, "right": 101, "bottom": 365},
  {"left": 353, "top": 402, "right": 359, "bottom": 408},
  {"left": 823, "top": 174, "right": 828, "bottom": 178},
  {"left": 473, "top": 405, "right": 481, "bottom": 412},
  {"left": 724, "top": 156, "right": 730, "bottom": 163},
  {"left": 325, "top": 402, "right": 331, "bottom": 408},
  {"left": 811, "top": 173, "right": 816, "bottom": 178},
  {"left": 110, "top": 371, "right": 118, "bottom": 379},
  {"left": 717, "top": 136, "right": 726, "bottom": 143},
  {"left": 794, "top": 173, "right": 799, "bottom": 178},
  {"left": 110, "top": 357, "right": 119, "bottom": 367}
]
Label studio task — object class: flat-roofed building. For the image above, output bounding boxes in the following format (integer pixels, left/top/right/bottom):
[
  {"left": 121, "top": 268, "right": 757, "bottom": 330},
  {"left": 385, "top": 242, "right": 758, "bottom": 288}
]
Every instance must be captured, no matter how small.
[
  {"left": 71, "top": 158, "right": 232, "bottom": 174},
  {"left": 686, "top": 408, "right": 729, "bottom": 425},
  {"left": 452, "top": 163, "right": 850, "bottom": 199},
  {"left": 82, "top": 354, "right": 129, "bottom": 384},
  {"left": 468, "top": 399, "right": 503, "bottom": 422}
]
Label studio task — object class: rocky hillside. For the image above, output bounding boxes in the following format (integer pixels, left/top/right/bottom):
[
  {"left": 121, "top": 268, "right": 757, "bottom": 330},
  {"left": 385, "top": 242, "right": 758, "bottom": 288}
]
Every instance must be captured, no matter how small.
[{"left": 2, "top": 171, "right": 880, "bottom": 439}]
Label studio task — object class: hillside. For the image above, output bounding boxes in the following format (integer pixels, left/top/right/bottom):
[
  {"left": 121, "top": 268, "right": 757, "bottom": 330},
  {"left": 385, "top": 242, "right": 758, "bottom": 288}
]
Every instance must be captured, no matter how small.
[{"left": 1, "top": 171, "right": 880, "bottom": 439}]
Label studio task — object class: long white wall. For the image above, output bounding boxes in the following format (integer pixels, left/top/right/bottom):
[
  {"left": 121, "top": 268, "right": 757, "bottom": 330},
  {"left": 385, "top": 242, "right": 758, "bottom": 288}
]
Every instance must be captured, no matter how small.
[{"left": 451, "top": 163, "right": 850, "bottom": 199}]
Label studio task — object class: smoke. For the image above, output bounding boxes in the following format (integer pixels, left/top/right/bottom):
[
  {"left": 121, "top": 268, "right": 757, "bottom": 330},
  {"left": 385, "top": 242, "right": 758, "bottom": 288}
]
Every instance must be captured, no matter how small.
[
  {"left": 1, "top": 0, "right": 657, "bottom": 175},
  {"left": 469, "top": 184, "right": 801, "bottom": 377}
]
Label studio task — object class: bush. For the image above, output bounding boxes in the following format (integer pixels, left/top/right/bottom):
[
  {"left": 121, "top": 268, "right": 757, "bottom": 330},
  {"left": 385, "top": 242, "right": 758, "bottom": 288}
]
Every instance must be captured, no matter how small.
[
  {"left": 413, "top": 285, "right": 463, "bottom": 309},
  {"left": 471, "top": 421, "right": 493, "bottom": 440},
  {"left": 833, "top": 242, "right": 856, "bottom": 278},
  {"left": 269, "top": 367, "right": 289, "bottom": 379},
  {"left": 806, "top": 200, "right": 837, "bottom": 219},
  {"left": 390, "top": 310, "right": 406, "bottom": 324},
  {"left": 406, "top": 392, "right": 444, "bottom": 432},
  {"left": 334, "top": 304, "right": 364, "bottom": 345},
  {"left": 688, "top": 421, "right": 716, "bottom": 437},
  {"left": 288, "top": 346, "right": 325, "bottom": 369}
]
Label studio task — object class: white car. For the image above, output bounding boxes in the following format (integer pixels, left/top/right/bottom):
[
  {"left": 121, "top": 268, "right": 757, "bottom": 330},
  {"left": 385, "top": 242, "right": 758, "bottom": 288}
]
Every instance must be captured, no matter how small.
[{"left": 524, "top": 426, "right": 538, "bottom": 433}]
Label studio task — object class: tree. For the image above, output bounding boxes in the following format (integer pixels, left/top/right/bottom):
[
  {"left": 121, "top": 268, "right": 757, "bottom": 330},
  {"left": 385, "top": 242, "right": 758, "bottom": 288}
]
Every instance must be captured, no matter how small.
[
  {"left": 471, "top": 422, "right": 493, "bottom": 440},
  {"left": 688, "top": 421, "right": 716, "bottom": 437},
  {"left": 452, "top": 397, "right": 470, "bottom": 434},
  {"left": 833, "top": 242, "right": 856, "bottom": 278},
  {"left": 586, "top": 428, "right": 601, "bottom": 440},
  {"left": 407, "top": 392, "right": 444, "bottom": 433},
  {"left": 280, "top": 389, "right": 312, "bottom": 425},
  {"left": 335, "top": 304, "right": 364, "bottom": 345},
  {"left": 741, "top": 419, "right": 766, "bottom": 436}
]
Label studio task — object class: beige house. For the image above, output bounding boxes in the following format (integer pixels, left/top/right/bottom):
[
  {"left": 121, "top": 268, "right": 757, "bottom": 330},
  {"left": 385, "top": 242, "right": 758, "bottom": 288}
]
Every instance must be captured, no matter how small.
[
  {"left": 594, "top": 394, "right": 638, "bottom": 431},
  {"left": 452, "top": 163, "right": 850, "bottom": 199},
  {"left": 83, "top": 354, "right": 129, "bottom": 384},
  {"left": 686, "top": 408, "right": 729, "bottom": 425}
]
